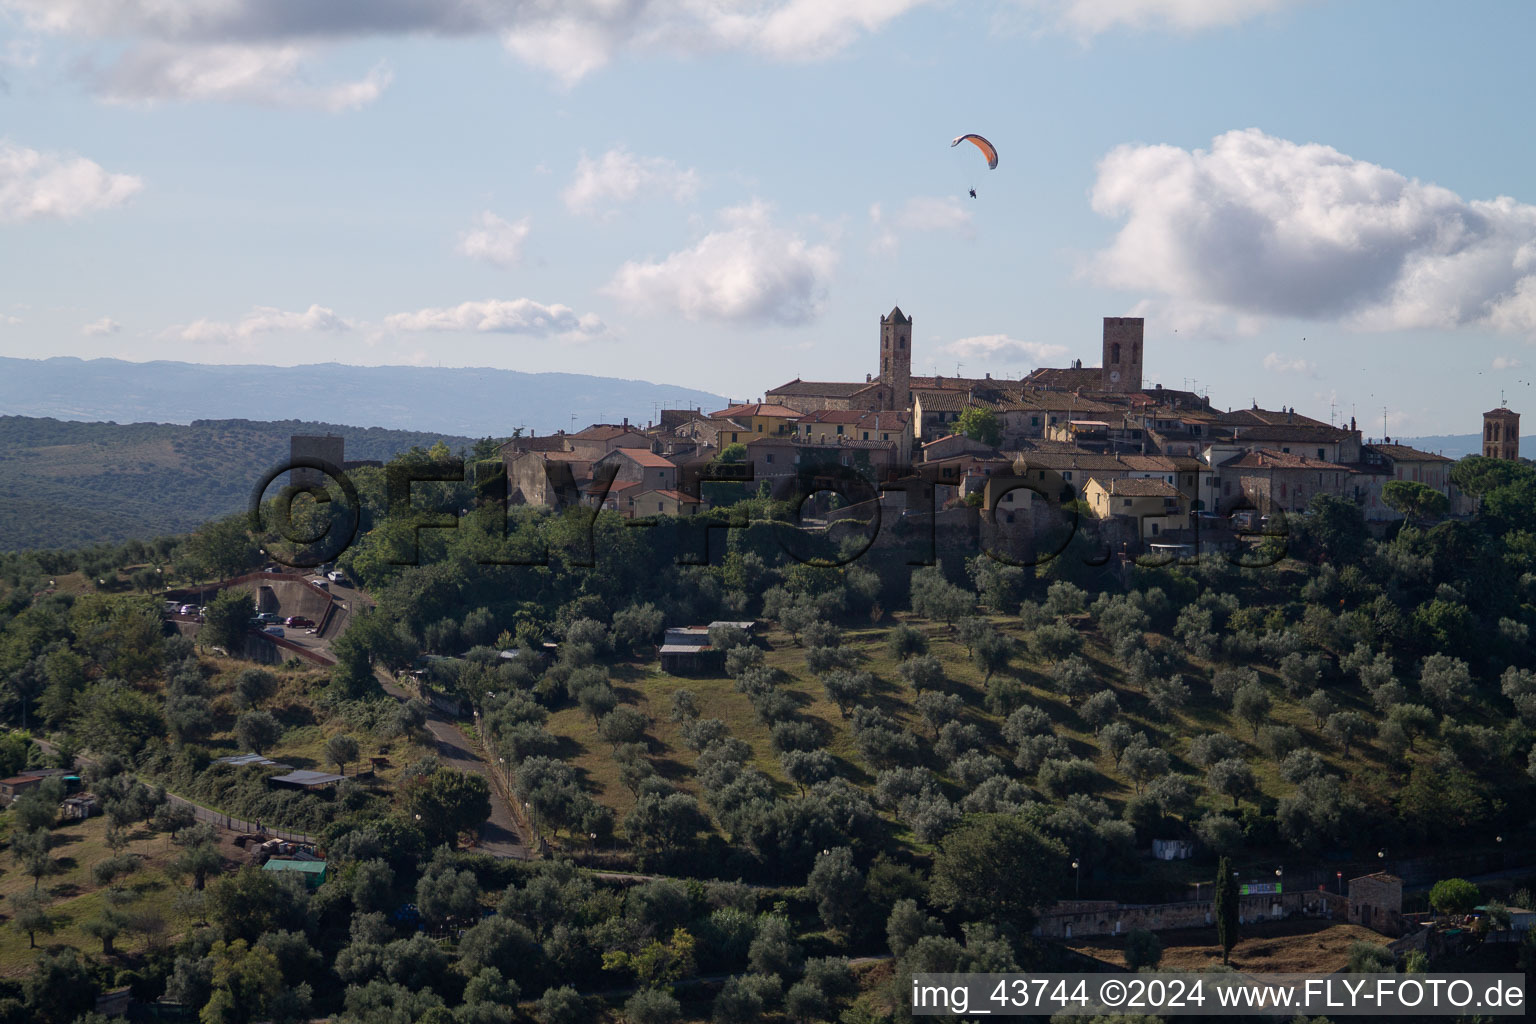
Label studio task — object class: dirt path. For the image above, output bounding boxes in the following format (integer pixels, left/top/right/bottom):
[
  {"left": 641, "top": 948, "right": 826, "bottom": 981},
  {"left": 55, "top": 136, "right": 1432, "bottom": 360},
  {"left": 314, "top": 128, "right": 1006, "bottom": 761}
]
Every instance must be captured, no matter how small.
[{"left": 376, "top": 669, "right": 533, "bottom": 860}]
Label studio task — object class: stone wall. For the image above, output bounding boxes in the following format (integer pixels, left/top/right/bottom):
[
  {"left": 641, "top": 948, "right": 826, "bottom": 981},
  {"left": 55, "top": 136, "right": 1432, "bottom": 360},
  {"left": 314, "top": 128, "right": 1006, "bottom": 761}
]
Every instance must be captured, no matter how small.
[{"left": 1033, "top": 890, "right": 1344, "bottom": 940}]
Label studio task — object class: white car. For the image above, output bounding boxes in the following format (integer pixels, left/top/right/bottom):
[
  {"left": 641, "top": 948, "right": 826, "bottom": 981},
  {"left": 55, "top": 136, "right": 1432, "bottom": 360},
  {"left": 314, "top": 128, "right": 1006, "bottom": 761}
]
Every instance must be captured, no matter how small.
[{"left": 326, "top": 571, "right": 348, "bottom": 584}]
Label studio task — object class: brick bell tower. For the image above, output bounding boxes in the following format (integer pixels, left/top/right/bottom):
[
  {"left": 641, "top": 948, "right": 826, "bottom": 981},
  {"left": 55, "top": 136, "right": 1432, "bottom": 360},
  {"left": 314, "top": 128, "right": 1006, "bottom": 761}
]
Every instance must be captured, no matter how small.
[
  {"left": 1484, "top": 405, "right": 1520, "bottom": 460},
  {"left": 1101, "top": 316, "right": 1144, "bottom": 393},
  {"left": 880, "top": 305, "right": 912, "bottom": 412}
]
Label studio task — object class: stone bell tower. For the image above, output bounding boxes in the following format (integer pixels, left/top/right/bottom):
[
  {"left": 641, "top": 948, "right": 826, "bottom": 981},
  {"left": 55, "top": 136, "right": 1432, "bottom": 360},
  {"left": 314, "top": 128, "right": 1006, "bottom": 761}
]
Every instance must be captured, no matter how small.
[
  {"left": 1484, "top": 405, "right": 1520, "bottom": 460},
  {"left": 1101, "top": 316, "right": 1144, "bottom": 393},
  {"left": 880, "top": 305, "right": 912, "bottom": 412}
]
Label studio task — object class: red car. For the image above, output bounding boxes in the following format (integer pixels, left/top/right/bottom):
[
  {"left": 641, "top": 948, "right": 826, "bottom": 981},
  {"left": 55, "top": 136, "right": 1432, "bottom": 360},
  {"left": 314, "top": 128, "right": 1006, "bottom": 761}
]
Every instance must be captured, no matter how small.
[{"left": 285, "top": 616, "right": 315, "bottom": 629}]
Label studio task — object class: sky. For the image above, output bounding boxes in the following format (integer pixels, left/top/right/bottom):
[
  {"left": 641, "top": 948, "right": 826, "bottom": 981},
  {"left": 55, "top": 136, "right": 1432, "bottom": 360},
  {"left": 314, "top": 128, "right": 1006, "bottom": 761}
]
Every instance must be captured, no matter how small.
[{"left": 2, "top": 0, "right": 1535, "bottom": 436}]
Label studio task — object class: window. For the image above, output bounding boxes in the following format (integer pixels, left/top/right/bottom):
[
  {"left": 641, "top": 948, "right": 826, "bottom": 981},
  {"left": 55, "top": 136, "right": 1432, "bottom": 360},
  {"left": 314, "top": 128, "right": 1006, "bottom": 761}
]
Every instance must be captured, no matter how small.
[
  {"left": 765, "top": 454, "right": 774, "bottom": 464},
  {"left": 757, "top": 423, "right": 763, "bottom": 432},
  {"left": 1318, "top": 448, "right": 1325, "bottom": 459},
  {"left": 658, "top": 502, "right": 664, "bottom": 512},
  {"left": 1123, "top": 498, "right": 1132, "bottom": 507},
  {"left": 836, "top": 425, "right": 844, "bottom": 435},
  {"left": 1281, "top": 446, "right": 1291, "bottom": 454},
  {"left": 883, "top": 433, "right": 890, "bottom": 440},
  {"left": 863, "top": 432, "right": 870, "bottom": 440},
  {"left": 1031, "top": 416, "right": 1040, "bottom": 427},
  {"left": 1111, "top": 342, "right": 1121, "bottom": 363},
  {"left": 1064, "top": 471, "right": 1073, "bottom": 481}
]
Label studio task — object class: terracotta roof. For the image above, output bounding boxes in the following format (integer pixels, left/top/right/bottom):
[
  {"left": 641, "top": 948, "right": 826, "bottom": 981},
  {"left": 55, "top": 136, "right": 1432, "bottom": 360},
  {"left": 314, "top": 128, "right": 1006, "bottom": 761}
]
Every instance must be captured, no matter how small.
[
  {"left": 766, "top": 379, "right": 868, "bottom": 398},
  {"left": 584, "top": 479, "right": 641, "bottom": 494},
  {"left": 604, "top": 449, "right": 674, "bottom": 468},
  {"left": 638, "top": 489, "right": 703, "bottom": 503},
  {"left": 1367, "top": 443, "right": 1452, "bottom": 463},
  {"left": 1022, "top": 366, "right": 1102, "bottom": 391},
  {"left": 709, "top": 402, "right": 804, "bottom": 420},
  {"left": 1219, "top": 448, "right": 1351, "bottom": 471},
  {"left": 1485, "top": 407, "right": 1520, "bottom": 417},
  {"left": 1215, "top": 408, "right": 1331, "bottom": 429},
  {"left": 1230, "top": 423, "right": 1354, "bottom": 443},
  {"left": 910, "top": 375, "right": 1011, "bottom": 392},
  {"left": 1104, "top": 478, "right": 1183, "bottom": 497},
  {"left": 569, "top": 424, "right": 648, "bottom": 441},
  {"left": 798, "top": 409, "right": 867, "bottom": 423}
]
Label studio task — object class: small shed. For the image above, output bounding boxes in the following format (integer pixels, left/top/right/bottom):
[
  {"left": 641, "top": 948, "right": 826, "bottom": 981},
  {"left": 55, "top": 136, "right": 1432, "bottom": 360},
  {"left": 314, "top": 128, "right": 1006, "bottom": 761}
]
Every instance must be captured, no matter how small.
[
  {"left": 660, "top": 644, "right": 714, "bottom": 674},
  {"left": 268, "top": 769, "right": 346, "bottom": 791},
  {"left": 262, "top": 858, "right": 328, "bottom": 888},
  {"left": 61, "top": 794, "right": 99, "bottom": 820}
]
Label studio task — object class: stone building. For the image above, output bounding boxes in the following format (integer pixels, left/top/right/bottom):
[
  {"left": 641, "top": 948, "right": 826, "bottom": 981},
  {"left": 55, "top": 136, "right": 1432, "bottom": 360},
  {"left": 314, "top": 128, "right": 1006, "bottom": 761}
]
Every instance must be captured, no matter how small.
[
  {"left": 1348, "top": 872, "right": 1405, "bottom": 935},
  {"left": 1101, "top": 316, "right": 1143, "bottom": 393},
  {"left": 1484, "top": 406, "right": 1520, "bottom": 460}
]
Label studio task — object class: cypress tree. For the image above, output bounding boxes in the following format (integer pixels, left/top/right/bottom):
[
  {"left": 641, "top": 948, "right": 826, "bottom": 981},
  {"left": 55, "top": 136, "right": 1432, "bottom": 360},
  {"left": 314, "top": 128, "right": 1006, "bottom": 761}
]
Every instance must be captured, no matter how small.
[{"left": 1214, "top": 855, "right": 1239, "bottom": 965}]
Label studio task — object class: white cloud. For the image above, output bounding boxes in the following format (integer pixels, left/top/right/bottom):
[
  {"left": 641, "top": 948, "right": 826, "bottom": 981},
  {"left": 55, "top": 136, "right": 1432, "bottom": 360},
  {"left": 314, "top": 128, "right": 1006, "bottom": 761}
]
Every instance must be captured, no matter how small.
[
  {"left": 1262, "top": 351, "right": 1317, "bottom": 377},
  {"left": 82, "top": 316, "right": 121, "bottom": 336},
  {"left": 0, "top": 140, "right": 142, "bottom": 222},
  {"left": 1090, "top": 128, "right": 1536, "bottom": 336},
  {"left": 605, "top": 201, "right": 836, "bottom": 325},
  {"left": 0, "top": 314, "right": 20, "bottom": 326},
  {"left": 458, "top": 212, "right": 530, "bottom": 268},
  {"left": 942, "top": 334, "right": 1070, "bottom": 366},
  {"left": 384, "top": 299, "right": 604, "bottom": 338},
  {"left": 563, "top": 148, "right": 699, "bottom": 216},
  {"left": 4, "top": 0, "right": 930, "bottom": 86},
  {"left": 870, "top": 195, "right": 974, "bottom": 252},
  {"left": 1493, "top": 355, "right": 1523, "bottom": 370},
  {"left": 90, "top": 43, "right": 391, "bottom": 110},
  {"left": 1006, "top": 0, "right": 1308, "bottom": 37},
  {"left": 172, "top": 304, "right": 351, "bottom": 342}
]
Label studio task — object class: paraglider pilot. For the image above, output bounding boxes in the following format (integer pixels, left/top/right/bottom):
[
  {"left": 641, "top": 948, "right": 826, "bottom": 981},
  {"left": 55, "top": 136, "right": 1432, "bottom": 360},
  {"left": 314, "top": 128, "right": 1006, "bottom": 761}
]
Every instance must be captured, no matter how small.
[{"left": 968, "top": 188, "right": 977, "bottom": 198}]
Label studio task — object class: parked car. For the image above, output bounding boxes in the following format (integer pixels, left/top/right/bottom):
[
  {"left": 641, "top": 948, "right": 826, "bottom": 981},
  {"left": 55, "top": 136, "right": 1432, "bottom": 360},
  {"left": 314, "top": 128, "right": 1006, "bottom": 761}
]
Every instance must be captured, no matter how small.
[
  {"left": 263, "top": 626, "right": 285, "bottom": 638},
  {"left": 256, "top": 612, "right": 282, "bottom": 624},
  {"left": 326, "top": 571, "right": 348, "bottom": 584},
  {"left": 285, "top": 616, "right": 314, "bottom": 628}
]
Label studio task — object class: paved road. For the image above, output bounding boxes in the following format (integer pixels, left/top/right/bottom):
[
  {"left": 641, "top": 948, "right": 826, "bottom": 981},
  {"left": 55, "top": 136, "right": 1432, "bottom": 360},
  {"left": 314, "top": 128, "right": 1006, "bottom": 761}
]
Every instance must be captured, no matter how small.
[{"left": 376, "top": 669, "right": 532, "bottom": 860}]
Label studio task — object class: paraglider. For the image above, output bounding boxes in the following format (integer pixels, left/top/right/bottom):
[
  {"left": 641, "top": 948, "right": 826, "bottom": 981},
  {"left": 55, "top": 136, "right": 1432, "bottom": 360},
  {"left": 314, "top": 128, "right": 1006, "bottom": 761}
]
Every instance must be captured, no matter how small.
[
  {"left": 951, "top": 133, "right": 998, "bottom": 169},
  {"left": 951, "top": 134, "right": 996, "bottom": 197}
]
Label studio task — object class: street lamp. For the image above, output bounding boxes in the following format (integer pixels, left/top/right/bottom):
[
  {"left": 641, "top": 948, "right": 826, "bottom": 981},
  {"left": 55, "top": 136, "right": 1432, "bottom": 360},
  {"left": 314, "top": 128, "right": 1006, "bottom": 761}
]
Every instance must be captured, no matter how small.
[
  {"left": 1071, "top": 858, "right": 1080, "bottom": 899},
  {"left": 1336, "top": 871, "right": 1343, "bottom": 896}
]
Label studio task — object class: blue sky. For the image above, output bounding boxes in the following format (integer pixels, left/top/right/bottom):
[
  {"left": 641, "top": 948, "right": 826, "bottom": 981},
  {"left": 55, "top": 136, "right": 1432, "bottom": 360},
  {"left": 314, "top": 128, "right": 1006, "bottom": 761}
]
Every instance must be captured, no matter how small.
[{"left": 2, "top": 0, "right": 1534, "bottom": 435}]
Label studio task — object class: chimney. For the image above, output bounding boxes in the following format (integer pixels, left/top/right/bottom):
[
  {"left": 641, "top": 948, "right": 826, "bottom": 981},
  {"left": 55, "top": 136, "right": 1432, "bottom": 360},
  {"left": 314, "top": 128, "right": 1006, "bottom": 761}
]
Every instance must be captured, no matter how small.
[
  {"left": 1286, "top": 409, "right": 1293, "bottom": 423},
  {"left": 985, "top": 372, "right": 991, "bottom": 379},
  {"left": 622, "top": 416, "right": 628, "bottom": 428}
]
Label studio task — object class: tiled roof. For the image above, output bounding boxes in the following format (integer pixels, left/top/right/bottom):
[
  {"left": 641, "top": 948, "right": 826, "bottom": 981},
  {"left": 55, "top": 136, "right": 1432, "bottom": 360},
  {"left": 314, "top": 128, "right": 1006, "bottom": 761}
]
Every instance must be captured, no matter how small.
[
  {"left": 1367, "top": 443, "right": 1453, "bottom": 463},
  {"left": 1485, "top": 407, "right": 1520, "bottom": 417},
  {"left": 1230, "top": 423, "right": 1354, "bottom": 443},
  {"left": 638, "top": 489, "right": 703, "bottom": 503},
  {"left": 798, "top": 409, "right": 867, "bottom": 423},
  {"left": 709, "top": 403, "right": 804, "bottom": 419},
  {"left": 570, "top": 425, "right": 648, "bottom": 441},
  {"left": 606, "top": 449, "right": 674, "bottom": 468},
  {"left": 1214, "top": 408, "right": 1331, "bottom": 429},
  {"left": 1022, "top": 366, "right": 1102, "bottom": 391},
  {"left": 1219, "top": 448, "right": 1351, "bottom": 471},
  {"left": 766, "top": 379, "right": 868, "bottom": 398},
  {"left": 1105, "top": 478, "right": 1183, "bottom": 497}
]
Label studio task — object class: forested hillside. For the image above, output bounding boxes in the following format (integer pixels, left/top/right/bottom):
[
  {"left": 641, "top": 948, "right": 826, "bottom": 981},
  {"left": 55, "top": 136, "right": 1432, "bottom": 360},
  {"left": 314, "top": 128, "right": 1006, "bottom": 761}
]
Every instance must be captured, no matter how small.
[
  {"left": 1, "top": 454, "right": 1534, "bottom": 1021},
  {"left": 0, "top": 416, "right": 480, "bottom": 551}
]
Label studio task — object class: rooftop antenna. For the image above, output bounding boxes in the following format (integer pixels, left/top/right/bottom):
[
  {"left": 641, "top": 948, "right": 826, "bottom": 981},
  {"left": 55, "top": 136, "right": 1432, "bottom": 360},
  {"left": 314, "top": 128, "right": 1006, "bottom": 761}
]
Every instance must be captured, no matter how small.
[
  {"left": 1382, "top": 406, "right": 1388, "bottom": 440},
  {"left": 956, "top": 362, "right": 964, "bottom": 376}
]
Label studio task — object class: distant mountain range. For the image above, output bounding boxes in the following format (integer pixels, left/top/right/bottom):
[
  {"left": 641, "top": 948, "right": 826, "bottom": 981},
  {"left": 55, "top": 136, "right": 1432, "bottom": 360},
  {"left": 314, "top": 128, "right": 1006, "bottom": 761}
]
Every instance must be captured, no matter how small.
[
  {"left": 1395, "top": 434, "right": 1535, "bottom": 460},
  {"left": 0, "top": 356, "right": 726, "bottom": 437}
]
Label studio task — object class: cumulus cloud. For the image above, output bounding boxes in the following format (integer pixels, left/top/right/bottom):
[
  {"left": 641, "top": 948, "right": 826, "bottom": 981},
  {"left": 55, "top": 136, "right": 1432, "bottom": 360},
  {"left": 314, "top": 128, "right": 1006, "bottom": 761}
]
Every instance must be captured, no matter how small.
[
  {"left": 563, "top": 148, "right": 699, "bottom": 217},
  {"left": 1090, "top": 128, "right": 1536, "bottom": 336},
  {"left": 1010, "top": 0, "right": 1310, "bottom": 37},
  {"left": 4, "top": 0, "right": 930, "bottom": 86},
  {"left": 870, "top": 196, "right": 974, "bottom": 252},
  {"left": 1262, "top": 351, "right": 1317, "bottom": 377},
  {"left": 0, "top": 140, "right": 142, "bottom": 222},
  {"left": 88, "top": 44, "right": 390, "bottom": 109},
  {"left": 458, "top": 212, "right": 530, "bottom": 268},
  {"left": 82, "top": 316, "right": 121, "bottom": 336},
  {"left": 605, "top": 201, "right": 836, "bottom": 325},
  {"left": 172, "top": 303, "right": 351, "bottom": 342},
  {"left": 1493, "top": 355, "right": 1523, "bottom": 370},
  {"left": 941, "top": 334, "right": 1070, "bottom": 366},
  {"left": 384, "top": 299, "right": 604, "bottom": 337}
]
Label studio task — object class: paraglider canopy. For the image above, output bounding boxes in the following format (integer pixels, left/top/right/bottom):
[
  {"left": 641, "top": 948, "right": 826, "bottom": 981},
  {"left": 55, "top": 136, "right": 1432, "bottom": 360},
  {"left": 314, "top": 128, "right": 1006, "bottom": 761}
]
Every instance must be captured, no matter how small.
[{"left": 951, "top": 133, "right": 998, "bottom": 169}]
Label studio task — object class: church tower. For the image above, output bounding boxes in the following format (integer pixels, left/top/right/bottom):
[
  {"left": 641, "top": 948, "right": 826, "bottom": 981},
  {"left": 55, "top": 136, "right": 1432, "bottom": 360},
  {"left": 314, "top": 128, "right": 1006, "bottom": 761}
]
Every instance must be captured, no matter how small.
[
  {"left": 1101, "top": 316, "right": 1144, "bottom": 393},
  {"left": 880, "top": 306, "right": 912, "bottom": 412},
  {"left": 1484, "top": 405, "right": 1520, "bottom": 460}
]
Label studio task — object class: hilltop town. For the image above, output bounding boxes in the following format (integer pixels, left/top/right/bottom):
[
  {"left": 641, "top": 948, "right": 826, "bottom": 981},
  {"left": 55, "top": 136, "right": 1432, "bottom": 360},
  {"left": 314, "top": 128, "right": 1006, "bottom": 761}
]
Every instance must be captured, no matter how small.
[{"left": 478, "top": 308, "right": 1502, "bottom": 550}]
